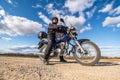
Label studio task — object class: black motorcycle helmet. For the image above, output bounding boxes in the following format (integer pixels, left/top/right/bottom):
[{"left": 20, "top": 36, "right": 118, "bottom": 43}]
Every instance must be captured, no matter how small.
[{"left": 52, "top": 17, "right": 58, "bottom": 24}]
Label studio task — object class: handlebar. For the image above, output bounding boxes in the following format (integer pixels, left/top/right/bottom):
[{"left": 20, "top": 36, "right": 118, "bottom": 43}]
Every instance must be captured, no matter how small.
[{"left": 60, "top": 18, "right": 75, "bottom": 30}]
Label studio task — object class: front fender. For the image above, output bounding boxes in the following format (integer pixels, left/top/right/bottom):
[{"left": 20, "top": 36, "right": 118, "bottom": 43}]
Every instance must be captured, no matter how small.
[
  {"left": 71, "top": 39, "right": 90, "bottom": 53},
  {"left": 77, "top": 39, "right": 90, "bottom": 44}
]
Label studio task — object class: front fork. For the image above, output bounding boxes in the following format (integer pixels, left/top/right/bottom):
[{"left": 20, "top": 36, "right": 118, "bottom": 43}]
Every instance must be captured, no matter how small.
[{"left": 74, "top": 39, "right": 85, "bottom": 54}]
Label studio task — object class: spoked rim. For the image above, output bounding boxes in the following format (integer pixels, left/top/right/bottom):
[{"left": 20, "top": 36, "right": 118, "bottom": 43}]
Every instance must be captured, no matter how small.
[
  {"left": 39, "top": 45, "right": 47, "bottom": 61},
  {"left": 75, "top": 41, "right": 98, "bottom": 64},
  {"left": 38, "top": 44, "right": 57, "bottom": 61}
]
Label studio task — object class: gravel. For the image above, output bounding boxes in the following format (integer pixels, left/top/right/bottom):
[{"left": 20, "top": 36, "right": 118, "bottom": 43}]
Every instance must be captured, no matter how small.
[{"left": 0, "top": 56, "right": 120, "bottom": 80}]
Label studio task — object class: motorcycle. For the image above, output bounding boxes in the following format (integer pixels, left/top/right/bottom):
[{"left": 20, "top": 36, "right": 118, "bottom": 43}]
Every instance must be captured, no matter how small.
[{"left": 38, "top": 18, "right": 101, "bottom": 66}]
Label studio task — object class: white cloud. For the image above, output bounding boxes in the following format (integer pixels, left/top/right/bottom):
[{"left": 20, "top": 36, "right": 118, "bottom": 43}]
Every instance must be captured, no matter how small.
[
  {"left": 46, "top": 3, "right": 54, "bottom": 9},
  {"left": 86, "top": 12, "right": 92, "bottom": 18},
  {"left": 6, "top": 0, "right": 13, "bottom": 4},
  {"left": 80, "top": 24, "right": 92, "bottom": 33},
  {"left": 117, "top": 24, "right": 120, "bottom": 28},
  {"left": 0, "top": 36, "right": 12, "bottom": 41},
  {"left": 64, "top": 0, "right": 95, "bottom": 14},
  {"left": 45, "top": 3, "right": 64, "bottom": 17},
  {"left": 0, "top": 45, "right": 38, "bottom": 53},
  {"left": 10, "top": 45, "right": 38, "bottom": 53},
  {"left": 100, "top": 46, "right": 120, "bottom": 49},
  {"left": 49, "top": 9, "right": 64, "bottom": 17},
  {"left": 0, "top": 8, "right": 45, "bottom": 36},
  {"left": 110, "top": 6, "right": 120, "bottom": 15},
  {"left": 6, "top": 0, "right": 18, "bottom": 7},
  {"left": 99, "top": 2, "right": 113, "bottom": 13},
  {"left": 103, "top": 16, "right": 120, "bottom": 27},
  {"left": 10, "top": 45, "right": 37, "bottom": 50},
  {"left": 65, "top": 15, "right": 86, "bottom": 27},
  {"left": 38, "top": 12, "right": 51, "bottom": 24},
  {"left": 86, "top": 6, "right": 96, "bottom": 19},
  {"left": 99, "top": 46, "right": 120, "bottom": 57},
  {"left": 32, "top": 4, "right": 42, "bottom": 8},
  {"left": 0, "top": 7, "right": 5, "bottom": 16},
  {"left": 62, "top": 15, "right": 92, "bottom": 33}
]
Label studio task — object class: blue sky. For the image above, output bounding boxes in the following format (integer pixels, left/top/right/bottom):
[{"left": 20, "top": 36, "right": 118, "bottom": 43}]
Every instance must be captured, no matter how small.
[{"left": 0, "top": 0, "right": 120, "bottom": 57}]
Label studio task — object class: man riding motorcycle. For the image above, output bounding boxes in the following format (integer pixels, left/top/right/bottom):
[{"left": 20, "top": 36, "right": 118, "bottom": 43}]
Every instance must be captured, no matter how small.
[{"left": 44, "top": 17, "right": 68, "bottom": 65}]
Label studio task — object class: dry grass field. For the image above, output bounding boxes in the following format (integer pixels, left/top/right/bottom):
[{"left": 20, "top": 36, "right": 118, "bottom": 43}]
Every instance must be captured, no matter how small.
[{"left": 0, "top": 56, "right": 120, "bottom": 80}]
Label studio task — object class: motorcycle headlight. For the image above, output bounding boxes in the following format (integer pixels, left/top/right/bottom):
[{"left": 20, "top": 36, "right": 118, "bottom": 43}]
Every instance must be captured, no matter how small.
[
  {"left": 70, "top": 28, "right": 78, "bottom": 38},
  {"left": 70, "top": 29, "right": 77, "bottom": 35}
]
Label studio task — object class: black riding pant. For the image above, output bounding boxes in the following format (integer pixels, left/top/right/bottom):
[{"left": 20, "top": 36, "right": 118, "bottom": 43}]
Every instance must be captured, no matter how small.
[{"left": 44, "top": 34, "right": 55, "bottom": 60}]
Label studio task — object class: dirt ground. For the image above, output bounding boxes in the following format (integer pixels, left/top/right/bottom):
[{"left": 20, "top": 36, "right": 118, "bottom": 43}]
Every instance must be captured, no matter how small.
[{"left": 0, "top": 56, "right": 120, "bottom": 80}]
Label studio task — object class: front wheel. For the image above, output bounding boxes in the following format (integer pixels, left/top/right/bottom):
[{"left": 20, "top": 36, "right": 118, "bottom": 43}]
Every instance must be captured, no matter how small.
[{"left": 73, "top": 41, "right": 101, "bottom": 66}]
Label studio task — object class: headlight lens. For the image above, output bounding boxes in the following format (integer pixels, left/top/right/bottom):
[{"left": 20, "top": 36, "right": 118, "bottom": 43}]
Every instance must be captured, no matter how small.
[{"left": 70, "top": 28, "right": 78, "bottom": 38}]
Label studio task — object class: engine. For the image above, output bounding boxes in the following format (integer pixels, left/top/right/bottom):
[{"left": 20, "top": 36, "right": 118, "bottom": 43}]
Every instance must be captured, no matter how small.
[{"left": 55, "top": 42, "right": 65, "bottom": 55}]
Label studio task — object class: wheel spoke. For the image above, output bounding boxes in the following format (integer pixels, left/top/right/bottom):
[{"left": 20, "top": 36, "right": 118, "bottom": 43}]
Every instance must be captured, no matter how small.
[
  {"left": 73, "top": 41, "right": 101, "bottom": 66},
  {"left": 39, "top": 45, "right": 47, "bottom": 61}
]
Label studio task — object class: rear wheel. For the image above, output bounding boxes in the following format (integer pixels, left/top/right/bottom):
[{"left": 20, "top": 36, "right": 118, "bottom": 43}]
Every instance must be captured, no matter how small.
[
  {"left": 39, "top": 44, "right": 47, "bottom": 61},
  {"left": 73, "top": 41, "right": 101, "bottom": 66},
  {"left": 38, "top": 44, "right": 57, "bottom": 61}
]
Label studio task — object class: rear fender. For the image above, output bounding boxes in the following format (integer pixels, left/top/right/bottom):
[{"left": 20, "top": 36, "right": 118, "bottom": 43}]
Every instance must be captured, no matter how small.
[{"left": 41, "top": 38, "right": 48, "bottom": 44}]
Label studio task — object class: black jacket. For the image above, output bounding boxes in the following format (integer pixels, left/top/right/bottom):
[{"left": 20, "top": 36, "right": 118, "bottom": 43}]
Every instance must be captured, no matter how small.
[{"left": 48, "top": 23, "right": 67, "bottom": 35}]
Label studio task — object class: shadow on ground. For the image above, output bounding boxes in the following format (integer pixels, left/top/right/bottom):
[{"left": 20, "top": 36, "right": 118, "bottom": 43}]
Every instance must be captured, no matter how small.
[
  {"left": 47, "top": 60, "right": 78, "bottom": 65},
  {"left": 95, "top": 62, "right": 120, "bottom": 66},
  {"left": 48, "top": 60, "right": 120, "bottom": 66}
]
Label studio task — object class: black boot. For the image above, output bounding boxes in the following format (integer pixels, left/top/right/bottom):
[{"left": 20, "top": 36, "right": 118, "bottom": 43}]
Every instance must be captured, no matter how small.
[
  {"left": 60, "top": 56, "right": 67, "bottom": 62},
  {"left": 43, "top": 59, "right": 49, "bottom": 65}
]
